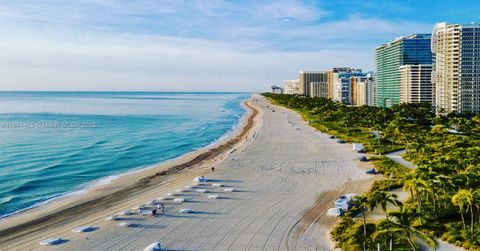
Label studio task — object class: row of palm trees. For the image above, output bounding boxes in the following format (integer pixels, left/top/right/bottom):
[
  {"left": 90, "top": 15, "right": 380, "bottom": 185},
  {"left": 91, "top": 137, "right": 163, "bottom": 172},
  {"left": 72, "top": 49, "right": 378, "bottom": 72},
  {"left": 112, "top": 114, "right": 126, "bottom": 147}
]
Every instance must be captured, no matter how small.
[
  {"left": 263, "top": 93, "right": 480, "bottom": 250},
  {"left": 351, "top": 190, "right": 437, "bottom": 251}
]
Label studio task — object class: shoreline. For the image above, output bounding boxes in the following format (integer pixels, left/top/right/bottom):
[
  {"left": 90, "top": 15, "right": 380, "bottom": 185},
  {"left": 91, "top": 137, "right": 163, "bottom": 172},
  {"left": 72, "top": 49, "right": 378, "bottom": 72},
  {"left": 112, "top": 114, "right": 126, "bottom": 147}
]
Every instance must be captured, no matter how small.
[
  {"left": 0, "top": 97, "right": 260, "bottom": 248},
  {"left": 0, "top": 98, "right": 251, "bottom": 221}
]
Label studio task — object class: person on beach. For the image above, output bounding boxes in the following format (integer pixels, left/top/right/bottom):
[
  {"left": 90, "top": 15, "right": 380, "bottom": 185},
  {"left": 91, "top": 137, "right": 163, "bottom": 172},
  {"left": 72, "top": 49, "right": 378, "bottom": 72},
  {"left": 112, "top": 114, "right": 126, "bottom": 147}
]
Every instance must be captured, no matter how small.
[
  {"left": 160, "top": 203, "right": 165, "bottom": 214},
  {"left": 211, "top": 167, "right": 215, "bottom": 172},
  {"left": 152, "top": 209, "right": 157, "bottom": 216}
]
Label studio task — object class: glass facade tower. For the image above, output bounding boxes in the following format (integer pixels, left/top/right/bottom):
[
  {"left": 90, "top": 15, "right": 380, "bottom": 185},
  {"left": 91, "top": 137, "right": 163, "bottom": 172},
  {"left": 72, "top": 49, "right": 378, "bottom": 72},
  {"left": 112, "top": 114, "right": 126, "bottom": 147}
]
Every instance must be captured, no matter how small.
[{"left": 375, "top": 34, "right": 432, "bottom": 107}]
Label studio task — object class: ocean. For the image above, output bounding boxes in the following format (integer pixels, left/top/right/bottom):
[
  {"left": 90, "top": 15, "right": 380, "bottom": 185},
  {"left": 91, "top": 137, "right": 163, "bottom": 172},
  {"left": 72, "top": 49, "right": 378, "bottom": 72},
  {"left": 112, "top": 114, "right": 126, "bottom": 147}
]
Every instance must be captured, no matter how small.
[{"left": 0, "top": 92, "right": 250, "bottom": 218}]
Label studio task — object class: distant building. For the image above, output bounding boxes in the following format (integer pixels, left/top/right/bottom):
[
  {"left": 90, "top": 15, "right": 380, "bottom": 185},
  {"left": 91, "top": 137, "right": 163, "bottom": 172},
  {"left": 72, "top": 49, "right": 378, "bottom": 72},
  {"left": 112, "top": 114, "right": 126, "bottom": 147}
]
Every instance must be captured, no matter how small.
[
  {"left": 270, "top": 85, "right": 283, "bottom": 94},
  {"left": 310, "top": 80, "right": 328, "bottom": 98},
  {"left": 364, "top": 73, "right": 377, "bottom": 106},
  {"left": 299, "top": 71, "right": 326, "bottom": 97},
  {"left": 350, "top": 73, "right": 376, "bottom": 106},
  {"left": 326, "top": 68, "right": 365, "bottom": 104},
  {"left": 375, "top": 34, "right": 432, "bottom": 107},
  {"left": 399, "top": 64, "right": 433, "bottom": 103},
  {"left": 350, "top": 77, "right": 365, "bottom": 106},
  {"left": 432, "top": 22, "right": 480, "bottom": 114},
  {"left": 284, "top": 79, "right": 301, "bottom": 95}
]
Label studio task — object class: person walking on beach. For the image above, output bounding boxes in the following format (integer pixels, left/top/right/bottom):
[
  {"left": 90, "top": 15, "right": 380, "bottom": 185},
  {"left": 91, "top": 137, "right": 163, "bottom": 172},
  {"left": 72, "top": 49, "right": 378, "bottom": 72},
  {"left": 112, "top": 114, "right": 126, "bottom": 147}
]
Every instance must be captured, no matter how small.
[
  {"left": 159, "top": 203, "right": 165, "bottom": 214},
  {"left": 211, "top": 167, "right": 215, "bottom": 172}
]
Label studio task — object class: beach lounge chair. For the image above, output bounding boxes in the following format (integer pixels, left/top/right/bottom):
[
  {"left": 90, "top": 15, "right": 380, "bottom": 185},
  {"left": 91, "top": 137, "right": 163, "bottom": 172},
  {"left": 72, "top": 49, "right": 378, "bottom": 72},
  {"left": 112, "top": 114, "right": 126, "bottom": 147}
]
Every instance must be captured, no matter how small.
[
  {"left": 39, "top": 238, "right": 63, "bottom": 246},
  {"left": 196, "top": 189, "right": 207, "bottom": 193},
  {"left": 183, "top": 185, "right": 192, "bottom": 189},
  {"left": 173, "top": 198, "right": 185, "bottom": 203},
  {"left": 139, "top": 210, "right": 151, "bottom": 216},
  {"left": 366, "top": 168, "right": 379, "bottom": 174},
  {"left": 132, "top": 204, "right": 146, "bottom": 210},
  {"left": 72, "top": 226, "right": 94, "bottom": 233},
  {"left": 105, "top": 215, "right": 119, "bottom": 221},
  {"left": 211, "top": 183, "right": 223, "bottom": 187},
  {"left": 207, "top": 194, "right": 219, "bottom": 199},
  {"left": 345, "top": 193, "right": 357, "bottom": 200},
  {"left": 179, "top": 208, "right": 192, "bottom": 214},
  {"left": 175, "top": 188, "right": 185, "bottom": 192},
  {"left": 335, "top": 199, "right": 350, "bottom": 210},
  {"left": 166, "top": 192, "right": 176, "bottom": 196},
  {"left": 145, "top": 200, "right": 156, "bottom": 205},
  {"left": 193, "top": 176, "right": 207, "bottom": 182},
  {"left": 117, "top": 210, "right": 134, "bottom": 216},
  {"left": 144, "top": 242, "right": 162, "bottom": 251},
  {"left": 224, "top": 188, "right": 235, "bottom": 192},
  {"left": 118, "top": 222, "right": 130, "bottom": 227}
]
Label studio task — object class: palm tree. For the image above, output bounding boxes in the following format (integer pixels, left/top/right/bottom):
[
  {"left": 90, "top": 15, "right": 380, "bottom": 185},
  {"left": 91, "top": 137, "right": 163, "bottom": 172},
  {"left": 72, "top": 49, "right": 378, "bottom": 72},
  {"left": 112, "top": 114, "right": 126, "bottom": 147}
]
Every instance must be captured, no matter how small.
[
  {"left": 402, "top": 171, "right": 428, "bottom": 225},
  {"left": 368, "top": 190, "right": 402, "bottom": 220},
  {"left": 452, "top": 189, "right": 475, "bottom": 239},
  {"left": 372, "top": 220, "right": 403, "bottom": 251},
  {"left": 351, "top": 195, "right": 370, "bottom": 251},
  {"left": 372, "top": 207, "right": 438, "bottom": 251},
  {"left": 452, "top": 189, "right": 469, "bottom": 230}
]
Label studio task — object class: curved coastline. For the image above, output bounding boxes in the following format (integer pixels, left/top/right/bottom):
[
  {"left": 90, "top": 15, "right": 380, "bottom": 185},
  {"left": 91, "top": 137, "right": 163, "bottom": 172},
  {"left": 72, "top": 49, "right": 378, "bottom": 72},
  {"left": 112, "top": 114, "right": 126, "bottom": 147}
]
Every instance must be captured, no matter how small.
[
  {"left": 0, "top": 97, "right": 250, "bottom": 221},
  {"left": 0, "top": 97, "right": 259, "bottom": 248}
]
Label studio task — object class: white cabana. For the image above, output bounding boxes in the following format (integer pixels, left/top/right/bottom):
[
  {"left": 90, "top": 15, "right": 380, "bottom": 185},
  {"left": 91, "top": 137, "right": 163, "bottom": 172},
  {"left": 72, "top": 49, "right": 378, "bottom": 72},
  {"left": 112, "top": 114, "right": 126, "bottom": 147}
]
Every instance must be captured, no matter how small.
[
  {"left": 326, "top": 208, "right": 343, "bottom": 217},
  {"left": 183, "top": 185, "right": 192, "bottom": 189},
  {"left": 71, "top": 226, "right": 94, "bottom": 233},
  {"left": 143, "top": 242, "right": 162, "bottom": 251},
  {"left": 211, "top": 183, "right": 223, "bottom": 187},
  {"left": 118, "top": 222, "right": 130, "bottom": 227},
  {"left": 39, "top": 238, "right": 62, "bottom": 246},
  {"left": 207, "top": 194, "right": 219, "bottom": 199},
  {"left": 165, "top": 192, "right": 176, "bottom": 196},
  {"left": 196, "top": 189, "right": 207, "bottom": 193},
  {"left": 353, "top": 143, "right": 364, "bottom": 152},
  {"left": 224, "top": 188, "right": 235, "bottom": 192}
]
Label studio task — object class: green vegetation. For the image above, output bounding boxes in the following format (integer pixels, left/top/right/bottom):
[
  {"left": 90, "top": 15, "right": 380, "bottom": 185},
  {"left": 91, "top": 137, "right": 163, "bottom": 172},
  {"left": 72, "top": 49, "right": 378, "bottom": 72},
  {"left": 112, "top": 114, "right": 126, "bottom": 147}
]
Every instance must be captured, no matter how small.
[{"left": 263, "top": 93, "right": 480, "bottom": 250}]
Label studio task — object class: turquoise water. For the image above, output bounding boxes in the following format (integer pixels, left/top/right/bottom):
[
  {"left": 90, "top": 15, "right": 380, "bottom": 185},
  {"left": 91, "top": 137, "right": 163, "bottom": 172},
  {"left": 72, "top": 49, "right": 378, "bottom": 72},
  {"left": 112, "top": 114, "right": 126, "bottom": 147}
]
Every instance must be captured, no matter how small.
[{"left": 0, "top": 92, "right": 250, "bottom": 218}]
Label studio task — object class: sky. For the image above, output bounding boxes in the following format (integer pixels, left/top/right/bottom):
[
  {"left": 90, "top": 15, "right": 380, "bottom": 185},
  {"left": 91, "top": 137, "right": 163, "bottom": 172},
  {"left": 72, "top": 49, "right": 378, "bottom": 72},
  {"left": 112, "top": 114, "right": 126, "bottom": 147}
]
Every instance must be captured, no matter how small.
[{"left": 0, "top": 0, "right": 479, "bottom": 92}]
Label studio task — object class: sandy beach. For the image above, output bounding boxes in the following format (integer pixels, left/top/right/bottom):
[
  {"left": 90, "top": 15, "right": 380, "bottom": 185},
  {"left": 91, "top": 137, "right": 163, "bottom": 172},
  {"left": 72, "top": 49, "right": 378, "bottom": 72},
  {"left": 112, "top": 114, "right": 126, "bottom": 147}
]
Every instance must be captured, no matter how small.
[{"left": 0, "top": 94, "right": 375, "bottom": 251}]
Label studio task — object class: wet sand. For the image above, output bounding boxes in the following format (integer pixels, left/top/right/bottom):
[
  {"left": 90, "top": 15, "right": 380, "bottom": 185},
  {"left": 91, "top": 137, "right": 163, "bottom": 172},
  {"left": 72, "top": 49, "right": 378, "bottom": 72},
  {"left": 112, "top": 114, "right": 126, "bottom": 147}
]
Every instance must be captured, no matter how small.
[{"left": 0, "top": 94, "right": 375, "bottom": 251}]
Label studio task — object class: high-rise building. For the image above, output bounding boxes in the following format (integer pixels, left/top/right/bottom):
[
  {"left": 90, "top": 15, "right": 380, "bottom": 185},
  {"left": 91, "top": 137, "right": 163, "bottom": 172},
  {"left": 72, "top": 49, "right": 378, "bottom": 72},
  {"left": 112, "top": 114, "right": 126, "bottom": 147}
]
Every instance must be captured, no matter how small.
[
  {"left": 327, "top": 68, "right": 364, "bottom": 104},
  {"left": 375, "top": 34, "right": 432, "bottom": 107},
  {"left": 365, "top": 73, "right": 377, "bottom": 106},
  {"left": 350, "top": 73, "right": 376, "bottom": 106},
  {"left": 399, "top": 64, "right": 433, "bottom": 103},
  {"left": 350, "top": 77, "right": 365, "bottom": 106},
  {"left": 270, "top": 85, "right": 283, "bottom": 94},
  {"left": 310, "top": 80, "right": 328, "bottom": 98},
  {"left": 299, "top": 71, "right": 326, "bottom": 97},
  {"left": 432, "top": 22, "right": 480, "bottom": 114},
  {"left": 284, "top": 79, "right": 301, "bottom": 95}
]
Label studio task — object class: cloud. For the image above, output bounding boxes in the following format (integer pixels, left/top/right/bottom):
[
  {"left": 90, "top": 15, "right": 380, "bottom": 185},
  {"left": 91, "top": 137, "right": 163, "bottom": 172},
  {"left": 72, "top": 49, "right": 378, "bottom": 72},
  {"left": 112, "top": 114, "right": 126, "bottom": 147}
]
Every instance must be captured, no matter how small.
[{"left": 0, "top": 0, "right": 432, "bottom": 91}]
